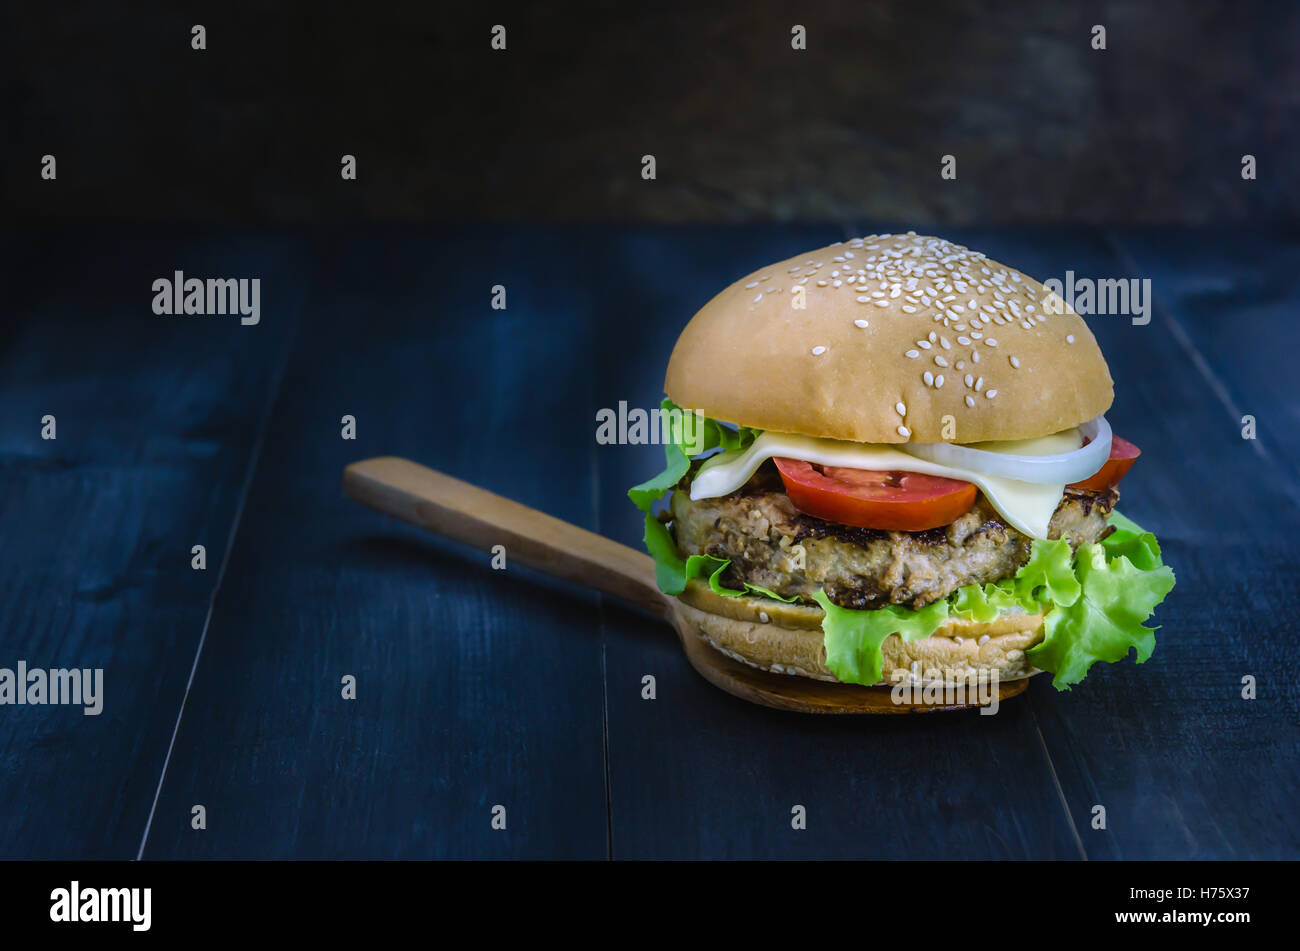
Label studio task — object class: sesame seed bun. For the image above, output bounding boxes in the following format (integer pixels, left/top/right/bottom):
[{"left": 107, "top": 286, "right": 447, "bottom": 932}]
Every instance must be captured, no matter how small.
[
  {"left": 677, "top": 579, "right": 1044, "bottom": 684},
  {"left": 664, "top": 232, "right": 1113, "bottom": 444}
]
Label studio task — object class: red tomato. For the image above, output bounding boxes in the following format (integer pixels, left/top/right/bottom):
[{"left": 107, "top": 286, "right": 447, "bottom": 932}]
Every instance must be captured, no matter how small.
[
  {"left": 773, "top": 458, "right": 978, "bottom": 531},
  {"left": 1069, "top": 435, "right": 1141, "bottom": 491}
]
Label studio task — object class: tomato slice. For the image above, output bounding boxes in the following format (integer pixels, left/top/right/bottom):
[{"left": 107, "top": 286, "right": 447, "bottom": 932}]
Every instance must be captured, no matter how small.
[
  {"left": 1068, "top": 435, "right": 1140, "bottom": 491},
  {"left": 773, "top": 458, "right": 978, "bottom": 531}
]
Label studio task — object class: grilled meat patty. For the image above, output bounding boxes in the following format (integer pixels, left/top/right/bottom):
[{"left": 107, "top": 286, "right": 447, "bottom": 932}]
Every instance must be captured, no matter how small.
[{"left": 670, "top": 463, "right": 1117, "bottom": 610}]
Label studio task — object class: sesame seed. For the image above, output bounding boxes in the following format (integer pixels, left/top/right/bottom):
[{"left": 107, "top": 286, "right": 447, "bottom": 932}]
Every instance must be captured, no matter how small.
[
  {"left": 978, "top": 635, "right": 990, "bottom": 645},
  {"left": 940, "top": 336, "right": 952, "bottom": 349},
  {"left": 745, "top": 281, "right": 759, "bottom": 288},
  {"left": 1066, "top": 334, "right": 1076, "bottom": 344},
  {"left": 964, "top": 373, "right": 974, "bottom": 387},
  {"left": 935, "top": 374, "right": 945, "bottom": 387},
  {"left": 832, "top": 280, "right": 842, "bottom": 287},
  {"left": 972, "top": 351, "right": 981, "bottom": 364},
  {"left": 854, "top": 319, "right": 869, "bottom": 328},
  {"left": 905, "top": 349, "right": 920, "bottom": 358},
  {"left": 985, "top": 338, "right": 998, "bottom": 347},
  {"left": 856, "top": 295, "right": 871, "bottom": 303},
  {"left": 812, "top": 346, "right": 826, "bottom": 355},
  {"left": 975, "top": 377, "right": 984, "bottom": 391},
  {"left": 965, "top": 395, "right": 975, "bottom": 407},
  {"left": 753, "top": 294, "right": 763, "bottom": 303},
  {"left": 986, "top": 389, "right": 998, "bottom": 399},
  {"left": 934, "top": 355, "right": 949, "bottom": 367},
  {"left": 955, "top": 360, "right": 965, "bottom": 370},
  {"left": 873, "top": 299, "right": 889, "bottom": 307},
  {"left": 817, "top": 280, "right": 828, "bottom": 286},
  {"left": 895, "top": 401, "right": 907, "bottom": 416},
  {"left": 897, "top": 425, "right": 910, "bottom": 438},
  {"left": 1010, "top": 356, "right": 1021, "bottom": 368},
  {"left": 957, "top": 335, "right": 971, "bottom": 346},
  {"left": 902, "top": 305, "right": 917, "bottom": 313},
  {"left": 917, "top": 340, "right": 931, "bottom": 349},
  {"left": 928, "top": 331, "right": 937, "bottom": 342},
  {"left": 955, "top": 636, "right": 964, "bottom": 645},
  {"left": 923, "top": 371, "right": 934, "bottom": 386}
]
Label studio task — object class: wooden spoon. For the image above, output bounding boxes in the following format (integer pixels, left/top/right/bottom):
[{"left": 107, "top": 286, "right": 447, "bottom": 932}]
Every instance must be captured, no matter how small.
[{"left": 343, "top": 457, "right": 1027, "bottom": 714}]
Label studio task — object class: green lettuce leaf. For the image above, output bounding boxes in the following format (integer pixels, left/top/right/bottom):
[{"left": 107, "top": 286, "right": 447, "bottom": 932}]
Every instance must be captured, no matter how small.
[
  {"left": 1098, "top": 510, "right": 1165, "bottom": 570},
  {"left": 627, "top": 399, "right": 759, "bottom": 513},
  {"left": 950, "top": 579, "right": 1029, "bottom": 622},
  {"left": 814, "top": 591, "right": 951, "bottom": 686},
  {"left": 1027, "top": 538, "right": 1176, "bottom": 690},
  {"left": 1012, "top": 536, "right": 1082, "bottom": 607},
  {"left": 816, "top": 510, "right": 1175, "bottom": 690},
  {"left": 744, "top": 582, "right": 800, "bottom": 603},
  {"left": 630, "top": 400, "right": 768, "bottom": 597}
]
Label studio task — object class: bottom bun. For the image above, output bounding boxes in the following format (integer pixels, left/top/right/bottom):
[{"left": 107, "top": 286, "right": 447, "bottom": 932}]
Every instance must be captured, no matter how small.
[{"left": 676, "top": 580, "right": 1044, "bottom": 685}]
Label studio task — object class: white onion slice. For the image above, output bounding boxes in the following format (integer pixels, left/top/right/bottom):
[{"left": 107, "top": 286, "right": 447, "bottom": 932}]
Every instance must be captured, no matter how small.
[{"left": 898, "top": 416, "right": 1112, "bottom": 486}]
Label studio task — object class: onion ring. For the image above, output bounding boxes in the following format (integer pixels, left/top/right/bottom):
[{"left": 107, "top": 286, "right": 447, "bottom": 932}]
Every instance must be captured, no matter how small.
[{"left": 898, "top": 416, "right": 1112, "bottom": 485}]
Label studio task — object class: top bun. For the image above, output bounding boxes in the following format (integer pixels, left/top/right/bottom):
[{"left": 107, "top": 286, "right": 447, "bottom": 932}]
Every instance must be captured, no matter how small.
[{"left": 664, "top": 233, "right": 1113, "bottom": 444}]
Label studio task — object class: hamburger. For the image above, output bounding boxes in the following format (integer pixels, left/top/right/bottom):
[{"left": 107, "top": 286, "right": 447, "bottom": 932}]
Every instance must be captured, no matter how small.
[{"left": 628, "top": 233, "right": 1175, "bottom": 691}]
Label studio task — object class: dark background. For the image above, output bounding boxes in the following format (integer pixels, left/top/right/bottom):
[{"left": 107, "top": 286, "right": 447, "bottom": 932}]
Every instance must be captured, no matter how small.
[
  {"left": 3, "top": 0, "right": 1296, "bottom": 225},
  {"left": 1, "top": 2, "right": 1297, "bottom": 863}
]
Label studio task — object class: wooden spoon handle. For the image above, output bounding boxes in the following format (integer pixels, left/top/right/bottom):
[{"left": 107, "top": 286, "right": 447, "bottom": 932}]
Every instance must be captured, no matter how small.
[{"left": 343, "top": 456, "right": 668, "bottom": 618}]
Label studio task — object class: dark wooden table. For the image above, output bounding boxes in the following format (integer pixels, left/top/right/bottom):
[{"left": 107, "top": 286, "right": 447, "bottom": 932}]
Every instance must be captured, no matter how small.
[{"left": 1, "top": 225, "right": 1296, "bottom": 860}]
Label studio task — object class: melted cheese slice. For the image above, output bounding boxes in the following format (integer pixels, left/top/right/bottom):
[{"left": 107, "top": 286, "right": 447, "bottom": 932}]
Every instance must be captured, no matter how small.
[{"left": 692, "top": 432, "right": 1074, "bottom": 539}]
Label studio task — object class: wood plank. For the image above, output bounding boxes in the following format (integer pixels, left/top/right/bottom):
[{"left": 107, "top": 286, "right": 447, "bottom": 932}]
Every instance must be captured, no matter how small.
[
  {"left": 140, "top": 229, "right": 609, "bottom": 859},
  {"left": 972, "top": 228, "right": 1300, "bottom": 859},
  {"left": 592, "top": 227, "right": 1084, "bottom": 858},
  {"left": 1108, "top": 227, "right": 1300, "bottom": 483},
  {"left": 0, "top": 230, "right": 304, "bottom": 858}
]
